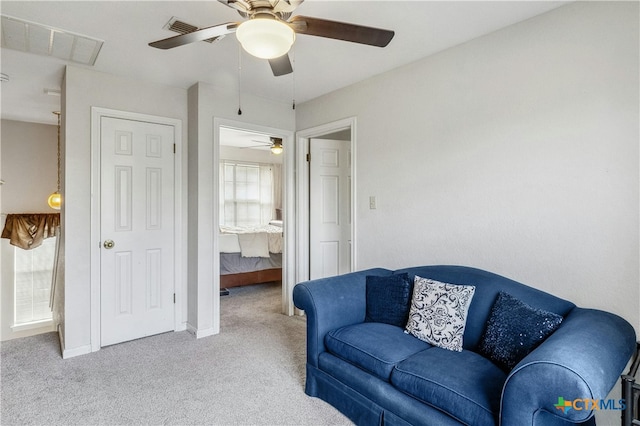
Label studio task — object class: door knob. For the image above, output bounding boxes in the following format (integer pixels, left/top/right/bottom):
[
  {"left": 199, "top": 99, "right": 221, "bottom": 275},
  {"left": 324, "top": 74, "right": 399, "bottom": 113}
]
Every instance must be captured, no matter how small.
[{"left": 103, "top": 239, "right": 115, "bottom": 249}]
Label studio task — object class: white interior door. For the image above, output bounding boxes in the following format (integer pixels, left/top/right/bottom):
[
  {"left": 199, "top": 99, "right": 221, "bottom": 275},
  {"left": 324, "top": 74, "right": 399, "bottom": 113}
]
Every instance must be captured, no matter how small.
[
  {"left": 309, "top": 138, "right": 351, "bottom": 279},
  {"left": 100, "top": 117, "right": 175, "bottom": 347}
]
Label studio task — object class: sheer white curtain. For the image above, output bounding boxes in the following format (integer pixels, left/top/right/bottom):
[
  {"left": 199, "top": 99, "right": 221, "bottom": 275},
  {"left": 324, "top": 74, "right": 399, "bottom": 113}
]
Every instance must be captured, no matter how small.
[
  {"left": 220, "top": 161, "right": 275, "bottom": 226},
  {"left": 272, "top": 164, "right": 282, "bottom": 219}
]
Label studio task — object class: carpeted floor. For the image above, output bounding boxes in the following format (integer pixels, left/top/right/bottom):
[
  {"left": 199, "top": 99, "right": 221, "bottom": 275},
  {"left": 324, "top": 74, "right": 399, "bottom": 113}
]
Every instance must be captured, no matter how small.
[{"left": 0, "top": 282, "right": 351, "bottom": 426}]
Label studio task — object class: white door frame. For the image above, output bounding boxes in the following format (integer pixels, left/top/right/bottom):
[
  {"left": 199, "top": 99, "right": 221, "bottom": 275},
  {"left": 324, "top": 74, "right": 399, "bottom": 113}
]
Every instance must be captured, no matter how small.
[
  {"left": 295, "top": 117, "right": 357, "bottom": 287},
  {"left": 213, "top": 118, "right": 296, "bottom": 317},
  {"left": 90, "top": 107, "right": 184, "bottom": 352}
]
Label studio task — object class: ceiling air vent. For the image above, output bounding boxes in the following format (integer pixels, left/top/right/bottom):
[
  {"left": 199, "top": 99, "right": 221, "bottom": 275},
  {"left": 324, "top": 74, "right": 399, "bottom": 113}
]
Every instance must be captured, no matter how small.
[
  {"left": 1, "top": 15, "right": 103, "bottom": 66},
  {"left": 164, "top": 17, "right": 223, "bottom": 44}
]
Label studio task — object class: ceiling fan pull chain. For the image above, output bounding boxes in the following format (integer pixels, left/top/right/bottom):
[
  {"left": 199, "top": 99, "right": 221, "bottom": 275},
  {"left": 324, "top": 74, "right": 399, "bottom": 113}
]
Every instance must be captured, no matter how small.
[
  {"left": 292, "top": 46, "right": 296, "bottom": 110},
  {"left": 237, "top": 44, "right": 243, "bottom": 115}
]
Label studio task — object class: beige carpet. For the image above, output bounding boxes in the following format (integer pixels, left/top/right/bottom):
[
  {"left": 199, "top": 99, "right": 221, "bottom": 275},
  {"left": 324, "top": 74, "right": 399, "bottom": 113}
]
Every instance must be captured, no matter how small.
[{"left": 0, "top": 282, "right": 351, "bottom": 426}]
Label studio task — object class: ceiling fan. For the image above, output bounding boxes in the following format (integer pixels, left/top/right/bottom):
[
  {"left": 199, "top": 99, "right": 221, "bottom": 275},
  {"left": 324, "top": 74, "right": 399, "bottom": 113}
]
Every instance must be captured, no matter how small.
[
  {"left": 241, "top": 137, "right": 284, "bottom": 154},
  {"left": 149, "top": 0, "right": 395, "bottom": 77}
]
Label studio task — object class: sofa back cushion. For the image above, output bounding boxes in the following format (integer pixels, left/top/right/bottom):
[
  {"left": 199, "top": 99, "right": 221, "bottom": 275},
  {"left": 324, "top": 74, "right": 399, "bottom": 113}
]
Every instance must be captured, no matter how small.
[{"left": 392, "top": 265, "right": 575, "bottom": 351}]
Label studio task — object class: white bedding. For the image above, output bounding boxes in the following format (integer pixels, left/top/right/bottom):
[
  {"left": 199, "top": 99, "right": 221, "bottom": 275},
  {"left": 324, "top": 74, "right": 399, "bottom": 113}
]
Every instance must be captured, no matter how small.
[
  {"left": 219, "top": 224, "right": 283, "bottom": 257},
  {"left": 237, "top": 232, "right": 270, "bottom": 258},
  {"left": 219, "top": 233, "right": 242, "bottom": 253}
]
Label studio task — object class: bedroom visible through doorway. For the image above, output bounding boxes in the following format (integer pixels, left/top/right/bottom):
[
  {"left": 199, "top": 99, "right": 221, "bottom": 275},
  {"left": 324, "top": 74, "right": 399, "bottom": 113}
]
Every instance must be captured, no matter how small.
[{"left": 217, "top": 126, "right": 285, "bottom": 314}]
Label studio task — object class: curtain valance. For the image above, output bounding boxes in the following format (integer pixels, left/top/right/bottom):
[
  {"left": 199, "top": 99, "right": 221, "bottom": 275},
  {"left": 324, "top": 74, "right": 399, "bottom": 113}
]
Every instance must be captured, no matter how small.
[{"left": 1, "top": 213, "right": 60, "bottom": 250}]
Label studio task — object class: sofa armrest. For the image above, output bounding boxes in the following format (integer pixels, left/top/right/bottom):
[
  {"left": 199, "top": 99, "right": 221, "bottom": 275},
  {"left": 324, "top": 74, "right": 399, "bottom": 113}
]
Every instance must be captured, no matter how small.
[
  {"left": 292, "top": 268, "right": 392, "bottom": 367},
  {"left": 500, "top": 308, "right": 636, "bottom": 426}
]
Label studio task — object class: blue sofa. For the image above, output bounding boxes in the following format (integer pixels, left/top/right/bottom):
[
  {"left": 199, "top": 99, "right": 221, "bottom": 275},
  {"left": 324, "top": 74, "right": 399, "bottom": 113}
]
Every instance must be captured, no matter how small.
[{"left": 293, "top": 265, "right": 636, "bottom": 426}]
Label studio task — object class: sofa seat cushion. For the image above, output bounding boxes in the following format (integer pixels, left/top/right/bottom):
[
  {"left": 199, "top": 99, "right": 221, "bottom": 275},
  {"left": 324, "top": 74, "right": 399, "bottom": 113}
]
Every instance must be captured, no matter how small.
[
  {"left": 391, "top": 348, "right": 507, "bottom": 426},
  {"left": 325, "top": 322, "right": 431, "bottom": 381}
]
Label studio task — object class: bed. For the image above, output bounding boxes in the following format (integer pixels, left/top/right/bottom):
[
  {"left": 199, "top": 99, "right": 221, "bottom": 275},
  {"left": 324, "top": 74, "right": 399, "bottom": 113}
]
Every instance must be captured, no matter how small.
[{"left": 219, "top": 222, "right": 283, "bottom": 289}]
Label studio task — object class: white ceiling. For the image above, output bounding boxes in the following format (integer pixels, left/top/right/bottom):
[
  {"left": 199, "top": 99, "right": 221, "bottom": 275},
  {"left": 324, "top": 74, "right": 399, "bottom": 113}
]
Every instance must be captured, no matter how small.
[
  {"left": 1, "top": 0, "right": 568, "bottom": 126},
  {"left": 220, "top": 125, "right": 273, "bottom": 149}
]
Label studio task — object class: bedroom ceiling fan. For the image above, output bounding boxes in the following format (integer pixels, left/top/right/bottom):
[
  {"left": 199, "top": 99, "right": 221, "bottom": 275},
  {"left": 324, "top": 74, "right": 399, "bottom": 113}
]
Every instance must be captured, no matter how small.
[
  {"left": 241, "top": 137, "right": 284, "bottom": 154},
  {"left": 148, "top": 0, "right": 395, "bottom": 77}
]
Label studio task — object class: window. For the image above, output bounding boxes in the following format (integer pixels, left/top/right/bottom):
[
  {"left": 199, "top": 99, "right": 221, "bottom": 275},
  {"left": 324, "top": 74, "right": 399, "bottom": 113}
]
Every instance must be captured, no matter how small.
[
  {"left": 221, "top": 161, "right": 273, "bottom": 226},
  {"left": 14, "top": 237, "right": 55, "bottom": 326}
]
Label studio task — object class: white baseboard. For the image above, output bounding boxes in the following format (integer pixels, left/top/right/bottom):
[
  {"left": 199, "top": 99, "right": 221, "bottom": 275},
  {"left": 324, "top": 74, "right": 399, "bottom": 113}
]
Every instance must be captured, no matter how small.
[
  {"left": 58, "top": 324, "right": 92, "bottom": 359},
  {"left": 186, "top": 323, "right": 217, "bottom": 339},
  {"left": 62, "top": 344, "right": 92, "bottom": 359}
]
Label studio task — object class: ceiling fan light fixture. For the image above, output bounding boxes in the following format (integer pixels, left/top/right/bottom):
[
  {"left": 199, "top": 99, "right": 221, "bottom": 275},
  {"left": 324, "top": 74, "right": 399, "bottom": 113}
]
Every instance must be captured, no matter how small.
[
  {"left": 270, "top": 139, "right": 284, "bottom": 155},
  {"left": 236, "top": 16, "right": 295, "bottom": 59}
]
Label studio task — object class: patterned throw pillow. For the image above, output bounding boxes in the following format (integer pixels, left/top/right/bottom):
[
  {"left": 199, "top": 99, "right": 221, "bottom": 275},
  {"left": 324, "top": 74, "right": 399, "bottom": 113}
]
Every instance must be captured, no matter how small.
[
  {"left": 365, "top": 273, "right": 413, "bottom": 327},
  {"left": 478, "top": 291, "right": 563, "bottom": 372},
  {"left": 405, "top": 276, "right": 476, "bottom": 352}
]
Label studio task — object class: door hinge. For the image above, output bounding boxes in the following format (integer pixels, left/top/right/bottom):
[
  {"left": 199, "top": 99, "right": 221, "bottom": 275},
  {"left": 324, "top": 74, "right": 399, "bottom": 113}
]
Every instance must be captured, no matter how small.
[
  {"left": 173, "top": 293, "right": 176, "bottom": 304},
  {"left": 173, "top": 144, "right": 176, "bottom": 154},
  {"left": 306, "top": 153, "right": 310, "bottom": 162}
]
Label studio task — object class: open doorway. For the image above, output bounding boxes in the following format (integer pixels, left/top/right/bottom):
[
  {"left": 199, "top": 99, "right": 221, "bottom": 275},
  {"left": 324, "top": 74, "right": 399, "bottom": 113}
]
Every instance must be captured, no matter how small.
[
  {"left": 215, "top": 122, "right": 291, "bottom": 318},
  {"left": 295, "top": 118, "right": 356, "bottom": 287}
]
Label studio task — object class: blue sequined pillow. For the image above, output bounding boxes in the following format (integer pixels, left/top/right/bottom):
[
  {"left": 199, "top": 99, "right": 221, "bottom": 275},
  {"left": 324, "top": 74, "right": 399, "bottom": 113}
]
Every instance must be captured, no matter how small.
[
  {"left": 478, "top": 291, "right": 563, "bottom": 372},
  {"left": 365, "top": 273, "right": 413, "bottom": 328}
]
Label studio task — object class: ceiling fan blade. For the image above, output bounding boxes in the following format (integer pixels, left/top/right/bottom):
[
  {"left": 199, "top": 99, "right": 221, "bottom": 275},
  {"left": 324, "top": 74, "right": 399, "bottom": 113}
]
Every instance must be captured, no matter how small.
[
  {"left": 149, "top": 23, "right": 238, "bottom": 49},
  {"left": 273, "top": 0, "right": 305, "bottom": 14},
  {"left": 269, "top": 54, "right": 293, "bottom": 76},
  {"left": 217, "top": 0, "right": 250, "bottom": 17},
  {"left": 290, "top": 15, "right": 394, "bottom": 47},
  {"left": 241, "top": 144, "right": 270, "bottom": 149}
]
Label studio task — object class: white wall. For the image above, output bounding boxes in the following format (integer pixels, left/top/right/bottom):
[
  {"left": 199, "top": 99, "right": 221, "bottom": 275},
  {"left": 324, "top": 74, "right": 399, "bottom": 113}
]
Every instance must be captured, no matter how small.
[
  {"left": 62, "top": 66, "right": 189, "bottom": 356},
  {"left": 0, "top": 119, "right": 57, "bottom": 341},
  {"left": 297, "top": 2, "right": 639, "bottom": 334},
  {"left": 299, "top": 6, "right": 638, "bottom": 420},
  {"left": 187, "top": 82, "right": 294, "bottom": 336},
  {"left": 1, "top": 120, "right": 58, "bottom": 213}
]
